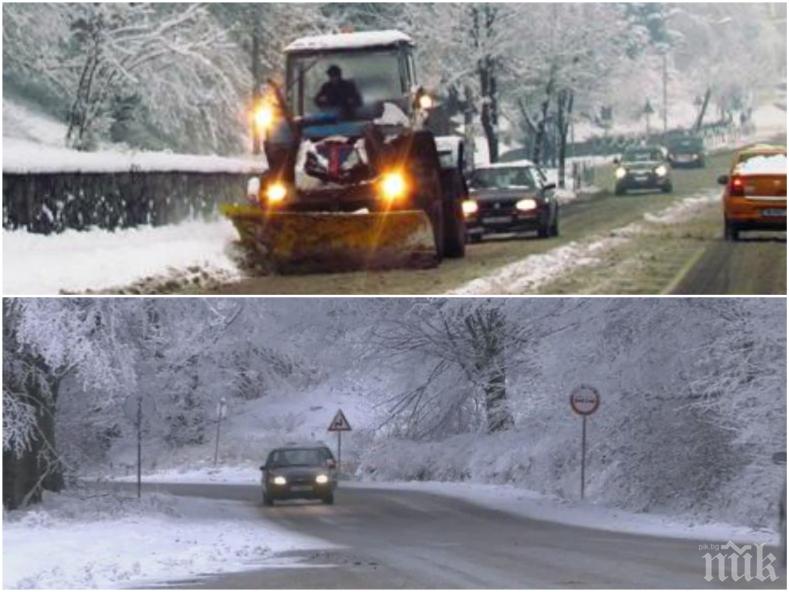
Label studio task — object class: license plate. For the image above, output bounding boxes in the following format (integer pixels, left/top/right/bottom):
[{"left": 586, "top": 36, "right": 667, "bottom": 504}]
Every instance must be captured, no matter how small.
[
  {"left": 762, "top": 209, "right": 786, "bottom": 217},
  {"left": 482, "top": 216, "right": 512, "bottom": 224},
  {"left": 290, "top": 485, "right": 312, "bottom": 492},
  {"left": 634, "top": 175, "right": 649, "bottom": 181}
]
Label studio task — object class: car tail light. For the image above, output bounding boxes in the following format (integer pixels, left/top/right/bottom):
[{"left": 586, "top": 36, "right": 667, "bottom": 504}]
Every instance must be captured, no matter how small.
[{"left": 729, "top": 175, "right": 745, "bottom": 197}]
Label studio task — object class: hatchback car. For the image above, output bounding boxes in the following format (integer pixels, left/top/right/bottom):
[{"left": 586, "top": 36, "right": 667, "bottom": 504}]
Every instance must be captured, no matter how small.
[
  {"left": 718, "top": 144, "right": 786, "bottom": 241},
  {"left": 463, "top": 160, "right": 558, "bottom": 241},
  {"left": 614, "top": 145, "right": 673, "bottom": 195},
  {"left": 260, "top": 444, "right": 337, "bottom": 505}
]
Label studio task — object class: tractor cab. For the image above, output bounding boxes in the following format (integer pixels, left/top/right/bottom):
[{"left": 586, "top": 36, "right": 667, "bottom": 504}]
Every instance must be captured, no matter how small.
[
  {"left": 222, "top": 30, "right": 467, "bottom": 274},
  {"left": 281, "top": 30, "right": 425, "bottom": 140}
]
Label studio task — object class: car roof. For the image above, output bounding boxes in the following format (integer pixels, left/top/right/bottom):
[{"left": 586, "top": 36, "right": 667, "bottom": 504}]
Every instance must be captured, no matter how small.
[
  {"left": 272, "top": 441, "right": 330, "bottom": 451},
  {"left": 285, "top": 30, "right": 414, "bottom": 53},
  {"left": 475, "top": 159, "right": 536, "bottom": 170},
  {"left": 625, "top": 145, "right": 664, "bottom": 152},
  {"left": 737, "top": 144, "right": 785, "bottom": 157}
]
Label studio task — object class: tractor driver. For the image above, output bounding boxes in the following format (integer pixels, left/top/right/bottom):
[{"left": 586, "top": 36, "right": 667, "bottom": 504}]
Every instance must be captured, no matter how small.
[{"left": 315, "top": 65, "right": 362, "bottom": 120}]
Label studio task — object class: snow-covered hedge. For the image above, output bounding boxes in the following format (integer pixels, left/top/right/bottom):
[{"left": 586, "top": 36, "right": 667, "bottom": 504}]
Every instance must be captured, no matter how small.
[{"left": 3, "top": 170, "right": 253, "bottom": 234}]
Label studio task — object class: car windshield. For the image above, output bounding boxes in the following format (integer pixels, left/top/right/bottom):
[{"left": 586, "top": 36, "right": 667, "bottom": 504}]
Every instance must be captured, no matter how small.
[
  {"left": 269, "top": 448, "right": 327, "bottom": 467},
  {"left": 623, "top": 148, "right": 663, "bottom": 162},
  {"left": 470, "top": 167, "right": 536, "bottom": 190},
  {"left": 287, "top": 49, "right": 407, "bottom": 118},
  {"left": 669, "top": 138, "right": 703, "bottom": 151}
]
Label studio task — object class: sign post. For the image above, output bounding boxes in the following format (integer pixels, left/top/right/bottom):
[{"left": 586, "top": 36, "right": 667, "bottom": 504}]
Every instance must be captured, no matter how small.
[
  {"left": 213, "top": 397, "right": 227, "bottom": 466},
  {"left": 570, "top": 385, "right": 601, "bottom": 500},
  {"left": 327, "top": 409, "right": 352, "bottom": 473}
]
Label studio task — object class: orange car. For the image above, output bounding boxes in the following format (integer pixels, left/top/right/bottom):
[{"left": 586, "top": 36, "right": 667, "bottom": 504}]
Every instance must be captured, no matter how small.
[{"left": 718, "top": 144, "right": 787, "bottom": 241}]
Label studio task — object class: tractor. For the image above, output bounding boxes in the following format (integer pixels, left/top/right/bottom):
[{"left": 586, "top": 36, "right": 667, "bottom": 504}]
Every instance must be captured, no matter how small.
[{"left": 221, "top": 30, "right": 467, "bottom": 272}]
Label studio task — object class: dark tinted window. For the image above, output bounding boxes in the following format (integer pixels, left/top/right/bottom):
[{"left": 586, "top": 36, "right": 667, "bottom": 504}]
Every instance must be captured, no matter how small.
[
  {"left": 268, "top": 448, "right": 328, "bottom": 467},
  {"left": 623, "top": 148, "right": 663, "bottom": 162}
]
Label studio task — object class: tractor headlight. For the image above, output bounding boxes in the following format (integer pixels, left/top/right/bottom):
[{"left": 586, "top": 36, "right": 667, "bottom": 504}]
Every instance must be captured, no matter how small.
[
  {"left": 615, "top": 167, "right": 627, "bottom": 179},
  {"left": 272, "top": 475, "right": 287, "bottom": 486},
  {"left": 655, "top": 165, "right": 668, "bottom": 177},
  {"left": 515, "top": 198, "right": 538, "bottom": 212},
  {"left": 462, "top": 199, "right": 479, "bottom": 216},
  {"left": 315, "top": 474, "right": 329, "bottom": 485},
  {"left": 379, "top": 171, "right": 408, "bottom": 201},
  {"left": 254, "top": 104, "right": 275, "bottom": 132},
  {"left": 266, "top": 182, "right": 288, "bottom": 204}
]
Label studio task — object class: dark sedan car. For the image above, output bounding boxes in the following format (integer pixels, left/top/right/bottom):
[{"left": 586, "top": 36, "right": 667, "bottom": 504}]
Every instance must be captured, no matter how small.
[
  {"left": 260, "top": 444, "right": 337, "bottom": 505},
  {"left": 614, "top": 146, "right": 673, "bottom": 195},
  {"left": 464, "top": 161, "right": 558, "bottom": 241},
  {"left": 667, "top": 135, "right": 706, "bottom": 168}
]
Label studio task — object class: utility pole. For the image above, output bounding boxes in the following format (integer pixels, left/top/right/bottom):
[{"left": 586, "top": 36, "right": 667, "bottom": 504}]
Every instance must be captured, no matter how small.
[
  {"left": 213, "top": 397, "right": 227, "bottom": 466},
  {"left": 662, "top": 51, "right": 668, "bottom": 134}
]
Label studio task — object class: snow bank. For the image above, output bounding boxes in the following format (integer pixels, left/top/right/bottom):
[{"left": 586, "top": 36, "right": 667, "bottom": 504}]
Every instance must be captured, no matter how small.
[
  {"left": 3, "top": 219, "right": 242, "bottom": 295},
  {"left": 346, "top": 481, "right": 777, "bottom": 546},
  {"left": 3, "top": 138, "right": 265, "bottom": 175},
  {"left": 2, "top": 101, "right": 69, "bottom": 147},
  {"left": 735, "top": 154, "right": 787, "bottom": 175},
  {"left": 450, "top": 235, "right": 626, "bottom": 295},
  {"left": 2, "top": 487, "right": 332, "bottom": 589},
  {"left": 450, "top": 190, "right": 718, "bottom": 295}
]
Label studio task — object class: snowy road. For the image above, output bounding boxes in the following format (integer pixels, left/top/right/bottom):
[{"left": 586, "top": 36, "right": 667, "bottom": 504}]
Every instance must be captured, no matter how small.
[{"left": 133, "top": 482, "right": 785, "bottom": 589}]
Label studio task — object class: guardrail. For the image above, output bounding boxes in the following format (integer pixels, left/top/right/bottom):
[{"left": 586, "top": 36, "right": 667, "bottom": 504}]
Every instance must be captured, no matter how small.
[{"left": 3, "top": 169, "right": 256, "bottom": 234}]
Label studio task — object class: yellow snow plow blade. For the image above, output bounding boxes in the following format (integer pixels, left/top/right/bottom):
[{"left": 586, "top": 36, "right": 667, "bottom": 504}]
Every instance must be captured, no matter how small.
[{"left": 220, "top": 204, "right": 437, "bottom": 273}]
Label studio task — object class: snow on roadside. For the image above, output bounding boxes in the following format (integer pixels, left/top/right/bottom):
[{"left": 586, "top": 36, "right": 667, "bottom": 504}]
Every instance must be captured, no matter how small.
[
  {"left": 3, "top": 219, "right": 242, "bottom": 295},
  {"left": 451, "top": 235, "right": 629, "bottom": 295},
  {"left": 113, "top": 465, "right": 260, "bottom": 486},
  {"left": 2, "top": 488, "right": 333, "bottom": 589},
  {"left": 450, "top": 190, "right": 719, "bottom": 295},
  {"left": 3, "top": 138, "right": 265, "bottom": 175},
  {"left": 346, "top": 480, "right": 778, "bottom": 546}
]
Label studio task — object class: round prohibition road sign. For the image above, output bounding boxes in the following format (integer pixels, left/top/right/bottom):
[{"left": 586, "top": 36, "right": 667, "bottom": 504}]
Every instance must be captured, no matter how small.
[{"left": 570, "top": 385, "right": 601, "bottom": 416}]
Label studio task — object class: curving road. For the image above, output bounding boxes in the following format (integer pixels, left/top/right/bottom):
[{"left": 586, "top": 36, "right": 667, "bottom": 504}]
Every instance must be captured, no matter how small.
[{"left": 134, "top": 482, "right": 786, "bottom": 589}]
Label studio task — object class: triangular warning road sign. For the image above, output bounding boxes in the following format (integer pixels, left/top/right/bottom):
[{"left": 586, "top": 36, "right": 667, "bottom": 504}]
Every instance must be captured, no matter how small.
[{"left": 328, "top": 409, "right": 352, "bottom": 432}]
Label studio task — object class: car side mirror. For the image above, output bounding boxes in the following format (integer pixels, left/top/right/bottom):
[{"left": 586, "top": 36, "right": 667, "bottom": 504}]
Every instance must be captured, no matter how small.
[
  {"left": 260, "top": 464, "right": 267, "bottom": 471},
  {"left": 612, "top": 157, "right": 620, "bottom": 165},
  {"left": 326, "top": 459, "right": 337, "bottom": 469},
  {"left": 773, "top": 452, "right": 787, "bottom": 465},
  {"left": 717, "top": 175, "right": 729, "bottom": 186},
  {"left": 543, "top": 182, "right": 557, "bottom": 192}
]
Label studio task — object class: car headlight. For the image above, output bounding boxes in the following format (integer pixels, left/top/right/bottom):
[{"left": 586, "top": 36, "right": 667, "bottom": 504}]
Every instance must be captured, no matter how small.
[
  {"left": 515, "top": 198, "right": 538, "bottom": 212},
  {"left": 462, "top": 199, "right": 479, "bottom": 216},
  {"left": 272, "top": 475, "right": 287, "bottom": 485},
  {"left": 379, "top": 171, "right": 408, "bottom": 202},
  {"left": 315, "top": 474, "right": 329, "bottom": 484},
  {"left": 655, "top": 165, "right": 668, "bottom": 177},
  {"left": 615, "top": 167, "right": 627, "bottom": 179},
  {"left": 266, "top": 182, "right": 288, "bottom": 204}
]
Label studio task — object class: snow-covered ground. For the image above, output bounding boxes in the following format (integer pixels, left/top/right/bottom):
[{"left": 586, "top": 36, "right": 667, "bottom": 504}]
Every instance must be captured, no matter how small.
[
  {"left": 2, "top": 487, "right": 333, "bottom": 589},
  {"left": 3, "top": 220, "right": 242, "bottom": 295}
]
